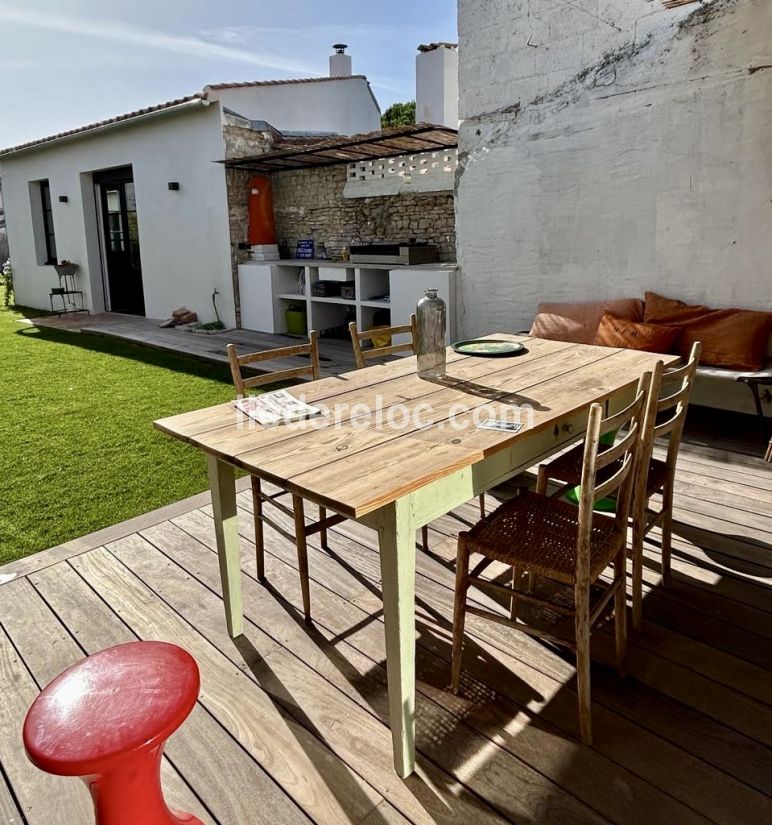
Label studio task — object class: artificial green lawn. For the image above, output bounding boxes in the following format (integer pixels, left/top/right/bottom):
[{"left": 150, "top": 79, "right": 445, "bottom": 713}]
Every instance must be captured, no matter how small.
[{"left": 0, "top": 302, "right": 240, "bottom": 564}]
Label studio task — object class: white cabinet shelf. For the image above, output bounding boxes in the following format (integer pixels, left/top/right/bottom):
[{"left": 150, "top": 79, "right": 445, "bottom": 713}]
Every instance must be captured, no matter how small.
[
  {"left": 360, "top": 299, "right": 391, "bottom": 309},
  {"left": 308, "top": 296, "right": 357, "bottom": 306},
  {"left": 238, "top": 260, "right": 457, "bottom": 342}
]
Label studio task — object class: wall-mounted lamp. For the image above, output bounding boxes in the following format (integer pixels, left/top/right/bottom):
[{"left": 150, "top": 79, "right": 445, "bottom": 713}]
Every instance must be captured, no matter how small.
[
  {"left": 58, "top": 195, "right": 69, "bottom": 203},
  {"left": 168, "top": 181, "right": 180, "bottom": 191}
]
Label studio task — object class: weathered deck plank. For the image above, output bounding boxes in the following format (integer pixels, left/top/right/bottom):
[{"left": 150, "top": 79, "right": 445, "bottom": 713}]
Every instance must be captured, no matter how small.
[
  {"left": 29, "top": 562, "right": 309, "bottom": 825},
  {"left": 139, "top": 521, "right": 716, "bottom": 825},
  {"left": 179, "top": 495, "right": 772, "bottom": 820},
  {"left": 24, "top": 312, "right": 360, "bottom": 378},
  {"left": 0, "top": 435, "right": 770, "bottom": 825},
  {"left": 70, "top": 546, "right": 386, "bottom": 825}
]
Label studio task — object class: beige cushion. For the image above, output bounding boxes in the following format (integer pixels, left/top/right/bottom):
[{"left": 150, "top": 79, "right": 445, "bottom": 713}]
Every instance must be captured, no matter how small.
[
  {"left": 530, "top": 298, "right": 644, "bottom": 345},
  {"left": 644, "top": 292, "right": 772, "bottom": 371}
]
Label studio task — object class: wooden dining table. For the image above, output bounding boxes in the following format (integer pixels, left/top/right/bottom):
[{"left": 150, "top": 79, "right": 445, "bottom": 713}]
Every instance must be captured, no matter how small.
[{"left": 155, "top": 334, "right": 676, "bottom": 777}]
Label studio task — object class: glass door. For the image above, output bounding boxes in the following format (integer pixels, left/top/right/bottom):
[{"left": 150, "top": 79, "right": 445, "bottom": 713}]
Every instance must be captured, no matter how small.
[{"left": 95, "top": 166, "right": 145, "bottom": 315}]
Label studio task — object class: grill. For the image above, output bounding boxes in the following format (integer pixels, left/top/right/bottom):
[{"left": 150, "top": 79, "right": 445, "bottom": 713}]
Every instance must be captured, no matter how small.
[{"left": 349, "top": 243, "right": 439, "bottom": 265}]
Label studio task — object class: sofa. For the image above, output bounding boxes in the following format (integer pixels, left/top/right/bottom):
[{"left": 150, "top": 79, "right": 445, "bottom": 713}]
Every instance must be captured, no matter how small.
[{"left": 528, "top": 293, "right": 772, "bottom": 428}]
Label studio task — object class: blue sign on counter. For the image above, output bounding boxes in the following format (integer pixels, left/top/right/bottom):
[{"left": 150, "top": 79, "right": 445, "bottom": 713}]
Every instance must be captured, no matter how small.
[{"left": 296, "top": 240, "right": 315, "bottom": 259}]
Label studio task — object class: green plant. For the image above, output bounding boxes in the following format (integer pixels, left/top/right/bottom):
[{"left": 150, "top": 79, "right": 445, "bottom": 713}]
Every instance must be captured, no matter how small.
[
  {"left": 381, "top": 100, "right": 416, "bottom": 128},
  {"left": 0, "top": 260, "right": 13, "bottom": 307}
]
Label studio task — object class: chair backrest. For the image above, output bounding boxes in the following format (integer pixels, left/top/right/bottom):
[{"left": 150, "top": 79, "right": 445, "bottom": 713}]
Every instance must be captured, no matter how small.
[
  {"left": 639, "top": 341, "right": 702, "bottom": 477},
  {"left": 576, "top": 373, "right": 651, "bottom": 585},
  {"left": 348, "top": 315, "right": 417, "bottom": 370},
  {"left": 226, "top": 331, "right": 320, "bottom": 396}
]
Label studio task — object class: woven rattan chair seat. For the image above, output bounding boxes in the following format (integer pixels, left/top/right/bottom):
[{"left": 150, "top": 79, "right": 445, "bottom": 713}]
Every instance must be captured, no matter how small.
[{"left": 463, "top": 492, "right": 625, "bottom": 585}]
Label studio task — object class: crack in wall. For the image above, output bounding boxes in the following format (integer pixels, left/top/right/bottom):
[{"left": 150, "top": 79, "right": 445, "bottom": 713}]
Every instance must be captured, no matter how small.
[{"left": 457, "top": 0, "right": 746, "bottom": 187}]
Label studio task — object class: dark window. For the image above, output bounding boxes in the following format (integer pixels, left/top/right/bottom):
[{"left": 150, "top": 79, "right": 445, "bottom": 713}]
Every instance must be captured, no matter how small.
[{"left": 40, "top": 180, "right": 57, "bottom": 264}]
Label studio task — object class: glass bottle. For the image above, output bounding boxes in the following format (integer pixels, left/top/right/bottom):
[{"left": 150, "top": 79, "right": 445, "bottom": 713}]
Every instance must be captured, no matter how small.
[{"left": 416, "top": 288, "right": 447, "bottom": 379}]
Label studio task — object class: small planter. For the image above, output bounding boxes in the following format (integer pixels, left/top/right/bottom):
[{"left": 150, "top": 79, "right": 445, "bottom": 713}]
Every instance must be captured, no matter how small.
[
  {"left": 54, "top": 264, "right": 78, "bottom": 279},
  {"left": 286, "top": 304, "right": 307, "bottom": 335}
]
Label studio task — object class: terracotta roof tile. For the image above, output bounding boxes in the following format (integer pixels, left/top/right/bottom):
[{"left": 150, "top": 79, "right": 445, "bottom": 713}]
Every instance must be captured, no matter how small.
[
  {"left": 205, "top": 75, "right": 367, "bottom": 91},
  {"left": 0, "top": 74, "right": 379, "bottom": 159},
  {"left": 0, "top": 94, "right": 206, "bottom": 158}
]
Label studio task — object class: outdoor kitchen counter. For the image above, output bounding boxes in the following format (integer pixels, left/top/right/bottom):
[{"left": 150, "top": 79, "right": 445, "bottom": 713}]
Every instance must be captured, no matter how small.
[{"left": 238, "top": 259, "right": 460, "bottom": 339}]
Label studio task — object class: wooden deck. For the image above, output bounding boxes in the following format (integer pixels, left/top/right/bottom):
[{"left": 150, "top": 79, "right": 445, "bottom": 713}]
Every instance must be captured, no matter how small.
[
  {"left": 22, "top": 312, "right": 360, "bottom": 377},
  {"left": 0, "top": 432, "right": 770, "bottom": 824}
]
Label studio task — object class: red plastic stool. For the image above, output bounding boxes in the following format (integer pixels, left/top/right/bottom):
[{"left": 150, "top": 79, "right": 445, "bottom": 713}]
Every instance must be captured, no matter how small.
[{"left": 23, "top": 641, "right": 202, "bottom": 825}]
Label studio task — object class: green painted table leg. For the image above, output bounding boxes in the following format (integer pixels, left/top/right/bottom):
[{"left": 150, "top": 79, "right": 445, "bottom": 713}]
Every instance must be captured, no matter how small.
[
  {"left": 374, "top": 498, "right": 416, "bottom": 778},
  {"left": 207, "top": 455, "right": 244, "bottom": 638}
]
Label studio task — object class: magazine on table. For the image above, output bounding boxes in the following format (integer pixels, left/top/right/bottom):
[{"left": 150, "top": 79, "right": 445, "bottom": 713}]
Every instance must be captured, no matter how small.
[{"left": 234, "top": 389, "right": 324, "bottom": 426}]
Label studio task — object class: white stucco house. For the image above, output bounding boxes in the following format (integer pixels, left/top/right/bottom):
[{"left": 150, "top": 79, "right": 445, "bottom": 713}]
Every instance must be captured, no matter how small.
[{"left": 0, "top": 56, "right": 380, "bottom": 327}]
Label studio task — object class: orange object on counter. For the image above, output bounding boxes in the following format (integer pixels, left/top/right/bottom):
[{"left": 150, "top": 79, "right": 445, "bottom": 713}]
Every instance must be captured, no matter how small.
[{"left": 247, "top": 176, "right": 277, "bottom": 246}]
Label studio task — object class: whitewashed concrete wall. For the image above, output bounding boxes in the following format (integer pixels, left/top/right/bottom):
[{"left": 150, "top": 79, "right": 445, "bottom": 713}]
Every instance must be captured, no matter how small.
[
  {"left": 456, "top": 0, "right": 772, "bottom": 336},
  {"left": 0, "top": 103, "right": 236, "bottom": 327},
  {"left": 208, "top": 78, "right": 381, "bottom": 136}
]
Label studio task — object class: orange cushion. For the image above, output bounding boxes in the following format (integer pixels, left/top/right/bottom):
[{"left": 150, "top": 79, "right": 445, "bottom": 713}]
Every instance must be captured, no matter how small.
[
  {"left": 530, "top": 298, "right": 644, "bottom": 345},
  {"left": 643, "top": 292, "right": 772, "bottom": 370},
  {"left": 595, "top": 312, "right": 681, "bottom": 353}
]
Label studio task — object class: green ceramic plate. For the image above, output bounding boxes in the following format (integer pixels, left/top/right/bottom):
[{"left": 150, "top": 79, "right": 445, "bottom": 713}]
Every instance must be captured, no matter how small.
[{"left": 451, "top": 339, "right": 526, "bottom": 357}]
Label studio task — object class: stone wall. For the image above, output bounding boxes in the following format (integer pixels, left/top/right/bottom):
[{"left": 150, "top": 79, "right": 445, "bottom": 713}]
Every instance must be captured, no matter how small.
[
  {"left": 224, "top": 126, "right": 457, "bottom": 325},
  {"left": 456, "top": 0, "right": 772, "bottom": 336},
  {"left": 271, "top": 166, "right": 456, "bottom": 261}
]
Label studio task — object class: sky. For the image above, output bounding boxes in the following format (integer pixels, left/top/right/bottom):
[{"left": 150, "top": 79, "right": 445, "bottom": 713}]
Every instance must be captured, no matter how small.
[{"left": 0, "top": 0, "right": 457, "bottom": 148}]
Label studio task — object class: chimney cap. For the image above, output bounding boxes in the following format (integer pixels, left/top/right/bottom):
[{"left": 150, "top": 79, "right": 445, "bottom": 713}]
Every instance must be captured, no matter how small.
[
  {"left": 417, "top": 42, "right": 458, "bottom": 53},
  {"left": 332, "top": 43, "right": 348, "bottom": 53}
]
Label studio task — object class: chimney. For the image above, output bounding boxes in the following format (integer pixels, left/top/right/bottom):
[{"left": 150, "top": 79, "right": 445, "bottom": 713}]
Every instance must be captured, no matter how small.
[
  {"left": 416, "top": 43, "right": 459, "bottom": 128},
  {"left": 330, "top": 43, "right": 352, "bottom": 77}
]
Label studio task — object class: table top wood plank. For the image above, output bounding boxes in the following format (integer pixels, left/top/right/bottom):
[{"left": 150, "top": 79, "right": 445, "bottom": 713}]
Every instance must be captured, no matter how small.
[
  {"left": 195, "top": 337, "right": 578, "bottom": 464},
  {"left": 154, "top": 335, "right": 529, "bottom": 443},
  {"left": 154, "top": 335, "right": 559, "bottom": 445},
  {"left": 156, "top": 337, "right": 574, "bottom": 465},
  {"left": 228, "top": 342, "right": 620, "bottom": 482},
  {"left": 156, "top": 338, "right": 678, "bottom": 518},
  {"left": 413, "top": 346, "right": 682, "bottom": 460},
  {"left": 289, "top": 348, "right": 676, "bottom": 516}
]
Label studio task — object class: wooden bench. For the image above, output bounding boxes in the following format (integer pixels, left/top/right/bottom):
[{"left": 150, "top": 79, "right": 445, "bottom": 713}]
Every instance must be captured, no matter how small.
[{"left": 689, "top": 339, "right": 772, "bottom": 437}]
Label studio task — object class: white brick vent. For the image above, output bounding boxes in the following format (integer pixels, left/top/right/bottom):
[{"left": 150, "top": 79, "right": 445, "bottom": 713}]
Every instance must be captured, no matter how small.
[{"left": 344, "top": 149, "right": 458, "bottom": 197}]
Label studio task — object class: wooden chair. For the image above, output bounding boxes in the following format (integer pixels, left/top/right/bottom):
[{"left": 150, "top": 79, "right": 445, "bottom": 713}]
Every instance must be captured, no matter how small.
[
  {"left": 451, "top": 375, "right": 650, "bottom": 745},
  {"left": 765, "top": 437, "right": 772, "bottom": 462},
  {"left": 536, "top": 342, "right": 701, "bottom": 630},
  {"left": 348, "top": 314, "right": 418, "bottom": 370},
  {"left": 226, "top": 333, "right": 345, "bottom": 624},
  {"left": 227, "top": 332, "right": 320, "bottom": 394},
  {"left": 348, "top": 314, "right": 486, "bottom": 546}
]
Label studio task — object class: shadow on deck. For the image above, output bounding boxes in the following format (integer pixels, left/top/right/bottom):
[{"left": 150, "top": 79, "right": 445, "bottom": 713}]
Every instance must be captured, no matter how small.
[
  {"left": 19, "top": 311, "right": 360, "bottom": 379},
  {"left": 0, "top": 411, "right": 769, "bottom": 825}
]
